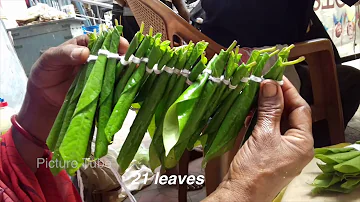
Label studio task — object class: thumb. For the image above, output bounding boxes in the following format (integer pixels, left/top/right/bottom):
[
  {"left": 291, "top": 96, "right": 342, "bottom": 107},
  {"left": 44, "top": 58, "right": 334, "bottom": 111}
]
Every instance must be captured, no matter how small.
[
  {"left": 36, "top": 44, "right": 90, "bottom": 71},
  {"left": 254, "top": 80, "right": 284, "bottom": 137},
  {"left": 30, "top": 44, "right": 90, "bottom": 88}
]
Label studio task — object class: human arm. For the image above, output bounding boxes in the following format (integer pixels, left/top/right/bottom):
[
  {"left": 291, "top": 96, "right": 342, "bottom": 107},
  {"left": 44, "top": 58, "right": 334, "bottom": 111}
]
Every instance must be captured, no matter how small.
[
  {"left": 203, "top": 77, "right": 314, "bottom": 201},
  {"left": 172, "top": 0, "right": 190, "bottom": 22},
  {"left": 12, "top": 35, "right": 129, "bottom": 172}
]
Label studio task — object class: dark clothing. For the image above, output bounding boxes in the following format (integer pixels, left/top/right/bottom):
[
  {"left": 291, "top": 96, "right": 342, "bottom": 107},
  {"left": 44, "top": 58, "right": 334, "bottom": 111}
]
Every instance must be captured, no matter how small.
[
  {"left": 296, "top": 64, "right": 360, "bottom": 147},
  {"left": 201, "top": 0, "right": 358, "bottom": 48},
  {"left": 112, "top": 4, "right": 139, "bottom": 42}
]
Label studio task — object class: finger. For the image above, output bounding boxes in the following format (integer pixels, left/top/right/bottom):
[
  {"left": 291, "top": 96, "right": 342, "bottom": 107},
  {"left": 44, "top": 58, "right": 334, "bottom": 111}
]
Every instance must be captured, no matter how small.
[
  {"left": 282, "top": 77, "right": 312, "bottom": 136},
  {"left": 30, "top": 44, "right": 89, "bottom": 88},
  {"left": 36, "top": 44, "right": 90, "bottom": 71},
  {"left": 253, "top": 80, "right": 284, "bottom": 138},
  {"left": 119, "top": 37, "right": 130, "bottom": 55},
  {"left": 61, "top": 34, "right": 89, "bottom": 47},
  {"left": 244, "top": 109, "right": 256, "bottom": 128}
]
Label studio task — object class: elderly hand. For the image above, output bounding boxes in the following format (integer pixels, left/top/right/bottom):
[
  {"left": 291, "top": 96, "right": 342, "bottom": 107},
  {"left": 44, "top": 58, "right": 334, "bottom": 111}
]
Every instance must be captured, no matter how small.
[
  {"left": 205, "top": 77, "right": 314, "bottom": 202},
  {"left": 14, "top": 35, "right": 129, "bottom": 171}
]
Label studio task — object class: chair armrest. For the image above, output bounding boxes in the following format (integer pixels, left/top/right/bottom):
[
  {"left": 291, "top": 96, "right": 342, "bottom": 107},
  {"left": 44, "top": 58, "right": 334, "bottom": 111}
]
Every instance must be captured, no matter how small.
[{"left": 290, "top": 38, "right": 345, "bottom": 144}]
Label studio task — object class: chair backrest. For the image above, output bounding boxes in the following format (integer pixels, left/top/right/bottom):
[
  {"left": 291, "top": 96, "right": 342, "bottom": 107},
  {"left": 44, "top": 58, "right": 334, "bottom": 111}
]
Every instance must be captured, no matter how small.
[{"left": 126, "top": 0, "right": 223, "bottom": 58}]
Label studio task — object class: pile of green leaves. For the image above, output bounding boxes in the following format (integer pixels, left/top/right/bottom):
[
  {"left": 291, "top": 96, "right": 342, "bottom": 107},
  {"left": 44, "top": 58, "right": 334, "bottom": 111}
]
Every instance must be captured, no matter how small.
[
  {"left": 47, "top": 23, "right": 305, "bottom": 176},
  {"left": 312, "top": 143, "right": 360, "bottom": 194}
]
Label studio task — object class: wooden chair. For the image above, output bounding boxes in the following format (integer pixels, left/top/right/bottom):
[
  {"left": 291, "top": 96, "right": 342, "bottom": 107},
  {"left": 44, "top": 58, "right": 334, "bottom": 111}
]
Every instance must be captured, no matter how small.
[
  {"left": 126, "top": 0, "right": 222, "bottom": 58},
  {"left": 126, "top": 0, "right": 345, "bottom": 199}
]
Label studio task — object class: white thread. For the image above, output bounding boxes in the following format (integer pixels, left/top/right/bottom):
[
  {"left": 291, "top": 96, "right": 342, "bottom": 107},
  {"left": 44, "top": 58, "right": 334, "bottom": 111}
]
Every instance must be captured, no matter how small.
[
  {"left": 98, "top": 49, "right": 110, "bottom": 55},
  {"left": 229, "top": 84, "right": 238, "bottom": 90},
  {"left": 346, "top": 144, "right": 360, "bottom": 151},
  {"left": 209, "top": 76, "right": 222, "bottom": 83},
  {"left": 154, "top": 69, "right": 162, "bottom": 74},
  {"left": 87, "top": 55, "right": 98, "bottom": 62},
  {"left": 120, "top": 57, "right": 130, "bottom": 66},
  {"left": 164, "top": 66, "right": 174, "bottom": 74},
  {"left": 153, "top": 64, "right": 163, "bottom": 74},
  {"left": 241, "top": 77, "right": 250, "bottom": 83},
  {"left": 181, "top": 69, "right": 191, "bottom": 78},
  {"left": 277, "top": 80, "right": 284, "bottom": 86},
  {"left": 107, "top": 52, "right": 122, "bottom": 59},
  {"left": 222, "top": 77, "right": 231, "bottom": 86},
  {"left": 250, "top": 75, "right": 263, "bottom": 83},
  {"left": 107, "top": 163, "right": 137, "bottom": 202},
  {"left": 173, "top": 68, "right": 181, "bottom": 75},
  {"left": 247, "top": 75, "right": 284, "bottom": 86},
  {"left": 203, "top": 69, "right": 212, "bottom": 75},
  {"left": 132, "top": 56, "right": 141, "bottom": 64},
  {"left": 146, "top": 66, "right": 153, "bottom": 74},
  {"left": 77, "top": 170, "right": 85, "bottom": 202},
  {"left": 186, "top": 78, "right": 193, "bottom": 85},
  {"left": 141, "top": 58, "right": 149, "bottom": 63}
]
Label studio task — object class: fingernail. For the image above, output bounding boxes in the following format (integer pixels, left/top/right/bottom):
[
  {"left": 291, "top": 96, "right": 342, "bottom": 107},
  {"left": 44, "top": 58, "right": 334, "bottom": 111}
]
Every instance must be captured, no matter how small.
[
  {"left": 262, "top": 82, "right": 278, "bottom": 98},
  {"left": 71, "top": 48, "right": 85, "bottom": 59}
]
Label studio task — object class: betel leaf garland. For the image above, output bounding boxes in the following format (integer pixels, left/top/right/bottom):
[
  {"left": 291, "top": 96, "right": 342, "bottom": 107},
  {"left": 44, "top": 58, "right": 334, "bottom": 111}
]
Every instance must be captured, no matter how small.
[
  {"left": 60, "top": 29, "right": 114, "bottom": 175},
  {"left": 47, "top": 23, "right": 304, "bottom": 176},
  {"left": 95, "top": 25, "right": 123, "bottom": 158}
]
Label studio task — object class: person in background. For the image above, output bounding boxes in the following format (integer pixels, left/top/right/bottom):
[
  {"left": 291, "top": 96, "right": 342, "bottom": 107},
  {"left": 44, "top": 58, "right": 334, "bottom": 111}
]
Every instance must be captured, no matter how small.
[
  {"left": 201, "top": 0, "right": 360, "bottom": 147},
  {"left": 0, "top": 34, "right": 313, "bottom": 201},
  {"left": 112, "top": 0, "right": 190, "bottom": 41}
]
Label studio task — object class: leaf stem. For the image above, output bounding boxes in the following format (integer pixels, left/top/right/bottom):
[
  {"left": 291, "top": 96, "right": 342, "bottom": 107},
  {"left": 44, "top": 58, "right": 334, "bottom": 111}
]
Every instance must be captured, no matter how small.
[
  {"left": 269, "top": 49, "right": 280, "bottom": 57},
  {"left": 140, "top": 22, "right": 145, "bottom": 34},
  {"left": 247, "top": 61, "right": 257, "bottom": 68},
  {"left": 282, "top": 56, "right": 306, "bottom": 66},
  {"left": 285, "top": 44, "right": 295, "bottom": 52},
  {"left": 259, "top": 46, "right": 277, "bottom": 53},
  {"left": 235, "top": 46, "right": 240, "bottom": 55},
  {"left": 226, "top": 41, "right": 237, "bottom": 52},
  {"left": 149, "top": 26, "right": 153, "bottom": 37}
]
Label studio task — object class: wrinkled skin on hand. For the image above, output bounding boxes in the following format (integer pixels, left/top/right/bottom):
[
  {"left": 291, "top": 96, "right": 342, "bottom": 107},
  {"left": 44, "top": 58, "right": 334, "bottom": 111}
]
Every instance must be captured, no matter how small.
[
  {"left": 205, "top": 77, "right": 314, "bottom": 202},
  {"left": 14, "top": 35, "right": 129, "bottom": 172}
]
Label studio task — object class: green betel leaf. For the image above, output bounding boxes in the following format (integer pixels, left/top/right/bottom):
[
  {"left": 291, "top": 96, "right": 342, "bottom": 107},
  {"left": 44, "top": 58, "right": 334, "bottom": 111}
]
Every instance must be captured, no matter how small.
[
  {"left": 313, "top": 173, "right": 342, "bottom": 188},
  {"left": 204, "top": 53, "right": 271, "bottom": 164},
  {"left": 163, "top": 74, "right": 209, "bottom": 156},
  {"left": 105, "top": 63, "right": 146, "bottom": 142},
  {"left": 87, "top": 32, "right": 97, "bottom": 50},
  {"left": 117, "top": 47, "right": 179, "bottom": 173},
  {"left": 225, "top": 51, "right": 241, "bottom": 80},
  {"left": 184, "top": 41, "right": 209, "bottom": 70},
  {"left": 149, "top": 141, "right": 161, "bottom": 171},
  {"left": 95, "top": 25, "right": 123, "bottom": 158},
  {"left": 334, "top": 155, "right": 360, "bottom": 174},
  {"left": 60, "top": 30, "right": 114, "bottom": 175},
  {"left": 106, "top": 34, "right": 159, "bottom": 143},
  {"left": 315, "top": 147, "right": 355, "bottom": 155},
  {"left": 341, "top": 178, "right": 360, "bottom": 189},
  {"left": 315, "top": 151, "right": 360, "bottom": 164},
  {"left": 312, "top": 183, "right": 356, "bottom": 194},
  {"left": 317, "top": 163, "right": 336, "bottom": 173}
]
